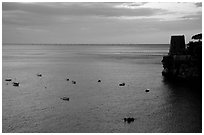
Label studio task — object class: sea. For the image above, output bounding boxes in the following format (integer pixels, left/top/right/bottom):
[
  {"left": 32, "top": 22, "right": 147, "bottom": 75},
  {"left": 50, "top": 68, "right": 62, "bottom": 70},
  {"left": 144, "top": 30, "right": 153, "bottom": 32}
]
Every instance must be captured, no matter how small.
[{"left": 2, "top": 44, "right": 202, "bottom": 133}]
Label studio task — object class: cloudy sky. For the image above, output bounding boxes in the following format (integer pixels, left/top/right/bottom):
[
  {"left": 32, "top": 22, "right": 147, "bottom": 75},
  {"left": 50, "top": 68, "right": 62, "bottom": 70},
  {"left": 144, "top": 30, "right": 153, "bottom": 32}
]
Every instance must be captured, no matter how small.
[{"left": 2, "top": 2, "right": 202, "bottom": 44}]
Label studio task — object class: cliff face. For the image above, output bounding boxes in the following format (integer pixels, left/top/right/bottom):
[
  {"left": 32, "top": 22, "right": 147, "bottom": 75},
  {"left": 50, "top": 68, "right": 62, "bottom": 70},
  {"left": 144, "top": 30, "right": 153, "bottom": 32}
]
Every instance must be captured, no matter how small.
[{"left": 161, "top": 34, "right": 202, "bottom": 82}]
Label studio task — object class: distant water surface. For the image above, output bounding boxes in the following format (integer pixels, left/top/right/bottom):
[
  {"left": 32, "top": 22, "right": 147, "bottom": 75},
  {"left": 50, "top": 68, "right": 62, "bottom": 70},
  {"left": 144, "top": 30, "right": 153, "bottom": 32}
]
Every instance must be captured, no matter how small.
[{"left": 2, "top": 44, "right": 201, "bottom": 133}]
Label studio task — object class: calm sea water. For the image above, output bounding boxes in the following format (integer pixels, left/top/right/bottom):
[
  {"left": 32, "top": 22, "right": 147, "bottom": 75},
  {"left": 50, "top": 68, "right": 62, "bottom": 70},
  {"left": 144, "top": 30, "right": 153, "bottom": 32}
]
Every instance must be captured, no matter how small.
[{"left": 2, "top": 44, "right": 202, "bottom": 133}]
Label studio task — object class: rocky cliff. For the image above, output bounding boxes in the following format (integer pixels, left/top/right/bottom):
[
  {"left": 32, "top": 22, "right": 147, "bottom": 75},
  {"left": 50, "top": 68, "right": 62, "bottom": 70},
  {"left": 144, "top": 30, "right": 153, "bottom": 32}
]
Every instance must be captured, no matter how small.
[{"left": 161, "top": 33, "right": 202, "bottom": 82}]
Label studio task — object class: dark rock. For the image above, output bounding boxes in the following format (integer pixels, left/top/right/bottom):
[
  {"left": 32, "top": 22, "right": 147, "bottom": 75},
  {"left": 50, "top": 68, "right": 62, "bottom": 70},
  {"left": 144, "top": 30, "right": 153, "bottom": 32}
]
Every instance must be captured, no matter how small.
[
  {"left": 66, "top": 78, "right": 69, "bottom": 81},
  {"left": 5, "top": 78, "right": 12, "bottom": 81},
  {"left": 98, "top": 80, "right": 101, "bottom": 82},
  {"left": 124, "top": 117, "right": 135, "bottom": 123},
  {"left": 61, "top": 97, "right": 69, "bottom": 101},
  {"left": 119, "top": 83, "right": 125, "bottom": 86},
  {"left": 13, "top": 82, "right": 19, "bottom": 87}
]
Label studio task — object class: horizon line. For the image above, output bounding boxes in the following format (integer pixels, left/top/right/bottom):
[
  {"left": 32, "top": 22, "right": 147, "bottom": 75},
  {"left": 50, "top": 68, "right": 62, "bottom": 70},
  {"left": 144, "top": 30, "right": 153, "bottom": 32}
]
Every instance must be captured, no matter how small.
[{"left": 3, "top": 43, "right": 170, "bottom": 45}]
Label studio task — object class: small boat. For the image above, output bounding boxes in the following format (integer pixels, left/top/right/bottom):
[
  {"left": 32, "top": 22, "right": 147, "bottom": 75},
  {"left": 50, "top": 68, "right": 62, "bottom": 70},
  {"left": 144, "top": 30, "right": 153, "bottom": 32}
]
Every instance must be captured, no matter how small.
[
  {"left": 37, "top": 73, "right": 42, "bottom": 77},
  {"left": 124, "top": 117, "right": 135, "bottom": 123},
  {"left": 13, "top": 82, "right": 19, "bottom": 87},
  {"left": 119, "top": 83, "right": 125, "bottom": 86},
  {"left": 72, "top": 81, "right": 76, "bottom": 84},
  {"left": 5, "top": 78, "right": 12, "bottom": 81},
  {"left": 145, "top": 89, "right": 150, "bottom": 92},
  {"left": 61, "top": 97, "right": 69, "bottom": 101}
]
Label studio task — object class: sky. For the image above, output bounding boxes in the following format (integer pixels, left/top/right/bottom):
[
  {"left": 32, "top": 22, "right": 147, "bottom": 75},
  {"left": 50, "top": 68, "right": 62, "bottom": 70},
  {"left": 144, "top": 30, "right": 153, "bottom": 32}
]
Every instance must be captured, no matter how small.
[{"left": 2, "top": 2, "right": 202, "bottom": 44}]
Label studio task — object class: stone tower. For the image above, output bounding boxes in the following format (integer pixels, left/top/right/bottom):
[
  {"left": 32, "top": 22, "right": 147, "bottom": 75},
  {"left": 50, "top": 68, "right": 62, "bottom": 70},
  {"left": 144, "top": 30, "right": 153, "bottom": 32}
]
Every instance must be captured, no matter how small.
[{"left": 169, "top": 35, "right": 185, "bottom": 55}]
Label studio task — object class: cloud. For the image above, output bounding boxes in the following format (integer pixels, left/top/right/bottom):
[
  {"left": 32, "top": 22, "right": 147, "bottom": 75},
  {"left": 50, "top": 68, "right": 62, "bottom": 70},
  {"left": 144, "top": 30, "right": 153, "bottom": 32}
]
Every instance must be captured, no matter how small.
[
  {"left": 16, "top": 26, "right": 48, "bottom": 32},
  {"left": 2, "top": 2, "right": 202, "bottom": 44},
  {"left": 2, "top": 2, "right": 171, "bottom": 29},
  {"left": 195, "top": 2, "right": 202, "bottom": 7},
  {"left": 2, "top": 2, "right": 166, "bottom": 18},
  {"left": 181, "top": 13, "right": 202, "bottom": 20},
  {"left": 114, "top": 2, "right": 147, "bottom": 9},
  {"left": 3, "top": 10, "right": 56, "bottom": 27},
  {"left": 2, "top": 2, "right": 172, "bottom": 30},
  {"left": 3, "top": 2, "right": 201, "bottom": 22}
]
